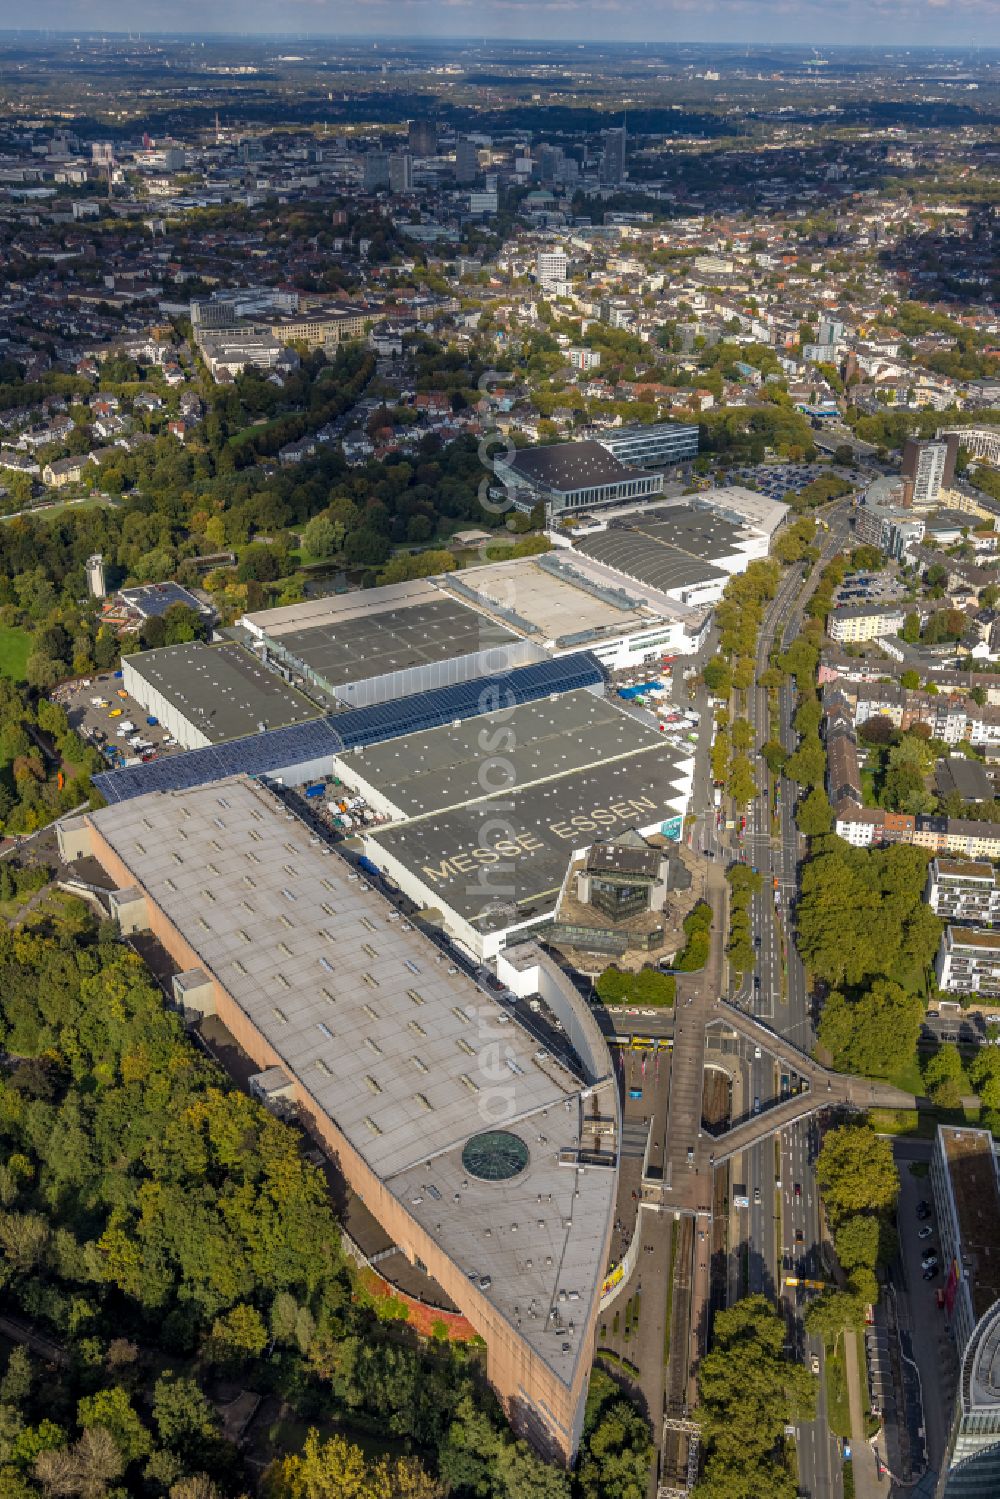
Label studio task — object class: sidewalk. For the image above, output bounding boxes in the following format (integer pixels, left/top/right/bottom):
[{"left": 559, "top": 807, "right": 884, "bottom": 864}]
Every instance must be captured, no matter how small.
[{"left": 845, "top": 1324, "right": 881, "bottom": 1499}]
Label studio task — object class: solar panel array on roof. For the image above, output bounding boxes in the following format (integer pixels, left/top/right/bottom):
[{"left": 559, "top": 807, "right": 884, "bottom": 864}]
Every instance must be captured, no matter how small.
[{"left": 94, "top": 652, "right": 606, "bottom": 804}]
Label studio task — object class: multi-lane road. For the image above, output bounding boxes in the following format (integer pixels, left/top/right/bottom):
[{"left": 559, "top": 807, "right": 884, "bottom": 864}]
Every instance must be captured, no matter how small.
[{"left": 738, "top": 506, "right": 855, "bottom": 1499}]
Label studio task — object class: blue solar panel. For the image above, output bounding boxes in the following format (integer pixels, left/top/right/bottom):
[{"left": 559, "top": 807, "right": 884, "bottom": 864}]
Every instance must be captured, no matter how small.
[{"left": 94, "top": 652, "right": 605, "bottom": 805}]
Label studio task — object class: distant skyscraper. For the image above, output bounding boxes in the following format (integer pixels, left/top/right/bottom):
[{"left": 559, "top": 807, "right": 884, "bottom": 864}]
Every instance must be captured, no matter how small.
[
  {"left": 537, "top": 144, "right": 564, "bottom": 185},
  {"left": 363, "top": 152, "right": 391, "bottom": 192},
  {"left": 389, "top": 152, "right": 413, "bottom": 194},
  {"left": 600, "top": 126, "right": 626, "bottom": 188},
  {"left": 455, "top": 136, "right": 480, "bottom": 185},
  {"left": 408, "top": 119, "right": 437, "bottom": 155},
  {"left": 92, "top": 142, "right": 115, "bottom": 167}
]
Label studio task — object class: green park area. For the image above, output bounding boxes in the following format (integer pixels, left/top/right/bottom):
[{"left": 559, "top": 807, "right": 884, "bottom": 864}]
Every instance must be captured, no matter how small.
[{"left": 0, "top": 625, "right": 31, "bottom": 680}]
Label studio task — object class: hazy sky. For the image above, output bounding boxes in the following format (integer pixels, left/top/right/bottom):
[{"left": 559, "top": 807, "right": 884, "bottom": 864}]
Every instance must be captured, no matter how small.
[{"left": 9, "top": 0, "right": 1000, "bottom": 46}]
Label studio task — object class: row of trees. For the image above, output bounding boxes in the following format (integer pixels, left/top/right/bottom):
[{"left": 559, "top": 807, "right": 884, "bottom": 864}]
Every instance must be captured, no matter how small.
[
  {"left": 726, "top": 864, "right": 760, "bottom": 979},
  {"left": 807, "top": 1122, "right": 900, "bottom": 1332},
  {"left": 694, "top": 1296, "right": 816, "bottom": 1499},
  {"left": 674, "top": 902, "right": 713, "bottom": 972}
]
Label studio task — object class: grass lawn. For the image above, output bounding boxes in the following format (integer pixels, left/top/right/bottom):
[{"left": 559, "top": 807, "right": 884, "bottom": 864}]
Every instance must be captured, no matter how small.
[
  {"left": 824, "top": 1332, "right": 852, "bottom": 1441},
  {"left": 882, "top": 1054, "right": 926, "bottom": 1097},
  {"left": 0, "top": 626, "right": 31, "bottom": 680},
  {"left": 870, "top": 1103, "right": 981, "bottom": 1138}
]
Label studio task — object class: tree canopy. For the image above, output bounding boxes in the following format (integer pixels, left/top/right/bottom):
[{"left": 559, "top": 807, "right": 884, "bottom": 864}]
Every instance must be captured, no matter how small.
[
  {"left": 796, "top": 840, "right": 941, "bottom": 990},
  {"left": 694, "top": 1296, "right": 815, "bottom": 1499}
]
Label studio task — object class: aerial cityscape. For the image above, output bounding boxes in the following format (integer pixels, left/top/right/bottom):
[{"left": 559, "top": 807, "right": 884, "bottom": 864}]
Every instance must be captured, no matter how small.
[{"left": 0, "top": 25, "right": 996, "bottom": 1499}]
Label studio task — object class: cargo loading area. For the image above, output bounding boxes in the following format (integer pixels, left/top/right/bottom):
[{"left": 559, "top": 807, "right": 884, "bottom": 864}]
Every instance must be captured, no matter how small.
[{"left": 122, "top": 640, "right": 320, "bottom": 750}]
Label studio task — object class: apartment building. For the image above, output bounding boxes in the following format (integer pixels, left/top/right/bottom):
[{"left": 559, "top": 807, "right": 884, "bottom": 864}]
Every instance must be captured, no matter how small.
[
  {"left": 939, "top": 426, "right": 1000, "bottom": 469},
  {"left": 926, "top": 860, "right": 1000, "bottom": 926},
  {"left": 833, "top": 805, "right": 915, "bottom": 847},
  {"left": 827, "top": 602, "right": 907, "bottom": 644},
  {"left": 902, "top": 434, "right": 959, "bottom": 508},
  {"left": 832, "top": 807, "right": 1000, "bottom": 859},
  {"left": 935, "top": 926, "right": 1000, "bottom": 997},
  {"left": 536, "top": 250, "right": 569, "bottom": 290}
]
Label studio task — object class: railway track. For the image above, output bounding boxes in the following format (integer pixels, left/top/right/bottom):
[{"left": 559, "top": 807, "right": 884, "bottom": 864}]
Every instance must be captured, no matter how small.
[{"left": 661, "top": 1217, "right": 696, "bottom": 1491}]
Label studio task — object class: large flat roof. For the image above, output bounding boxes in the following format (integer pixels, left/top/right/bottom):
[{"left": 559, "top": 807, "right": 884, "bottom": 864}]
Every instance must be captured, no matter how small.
[
  {"left": 88, "top": 776, "right": 615, "bottom": 1389},
  {"left": 126, "top": 641, "right": 319, "bottom": 743},
  {"left": 446, "top": 558, "right": 651, "bottom": 642},
  {"left": 94, "top": 653, "right": 607, "bottom": 806},
  {"left": 241, "top": 579, "right": 453, "bottom": 638},
  {"left": 941, "top": 1126, "right": 1000, "bottom": 1321},
  {"left": 693, "top": 485, "right": 790, "bottom": 537},
  {"left": 575, "top": 529, "right": 728, "bottom": 595},
  {"left": 349, "top": 688, "right": 665, "bottom": 820},
  {"left": 368, "top": 742, "right": 691, "bottom": 932},
  {"left": 508, "top": 439, "right": 641, "bottom": 494},
  {"left": 614, "top": 505, "right": 752, "bottom": 561},
  {"left": 244, "top": 582, "right": 520, "bottom": 693}
]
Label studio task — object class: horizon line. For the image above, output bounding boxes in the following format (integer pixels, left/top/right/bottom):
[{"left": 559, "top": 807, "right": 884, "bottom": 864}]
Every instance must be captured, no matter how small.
[{"left": 0, "top": 29, "right": 997, "bottom": 52}]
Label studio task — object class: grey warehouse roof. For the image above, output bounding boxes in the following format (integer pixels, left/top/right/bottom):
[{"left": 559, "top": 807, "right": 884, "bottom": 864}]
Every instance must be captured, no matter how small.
[
  {"left": 507, "top": 439, "right": 647, "bottom": 494},
  {"left": 94, "top": 653, "right": 606, "bottom": 805},
  {"left": 368, "top": 743, "right": 691, "bottom": 932},
  {"left": 127, "top": 641, "right": 319, "bottom": 743},
  {"left": 266, "top": 595, "right": 520, "bottom": 691},
  {"left": 88, "top": 776, "right": 615, "bottom": 1388},
  {"left": 622, "top": 505, "right": 751, "bottom": 561},
  {"left": 575, "top": 529, "right": 727, "bottom": 594},
  {"left": 348, "top": 688, "right": 666, "bottom": 820}
]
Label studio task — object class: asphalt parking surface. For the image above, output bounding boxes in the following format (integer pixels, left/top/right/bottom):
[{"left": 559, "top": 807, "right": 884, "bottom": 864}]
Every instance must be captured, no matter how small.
[{"left": 54, "top": 670, "right": 185, "bottom": 770}]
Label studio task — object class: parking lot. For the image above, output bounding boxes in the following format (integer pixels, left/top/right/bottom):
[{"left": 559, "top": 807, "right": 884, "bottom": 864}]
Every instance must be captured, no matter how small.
[
  {"left": 53, "top": 670, "right": 184, "bottom": 771},
  {"left": 833, "top": 571, "right": 908, "bottom": 608},
  {"left": 723, "top": 462, "right": 865, "bottom": 500},
  {"left": 876, "top": 1146, "right": 961, "bottom": 1485}
]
